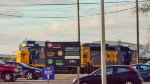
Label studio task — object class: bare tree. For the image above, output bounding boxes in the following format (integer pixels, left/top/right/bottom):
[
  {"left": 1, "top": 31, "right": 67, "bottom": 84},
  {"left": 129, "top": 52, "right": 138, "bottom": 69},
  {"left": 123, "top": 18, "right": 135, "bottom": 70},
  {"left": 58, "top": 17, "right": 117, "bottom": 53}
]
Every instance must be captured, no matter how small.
[{"left": 140, "top": 0, "right": 150, "bottom": 13}]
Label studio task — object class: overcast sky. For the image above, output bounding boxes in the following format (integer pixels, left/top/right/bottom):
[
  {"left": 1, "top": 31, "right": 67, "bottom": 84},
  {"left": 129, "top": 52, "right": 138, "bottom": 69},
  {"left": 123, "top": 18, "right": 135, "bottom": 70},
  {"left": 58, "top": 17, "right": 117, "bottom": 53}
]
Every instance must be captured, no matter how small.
[{"left": 0, "top": 0, "right": 149, "bottom": 54}]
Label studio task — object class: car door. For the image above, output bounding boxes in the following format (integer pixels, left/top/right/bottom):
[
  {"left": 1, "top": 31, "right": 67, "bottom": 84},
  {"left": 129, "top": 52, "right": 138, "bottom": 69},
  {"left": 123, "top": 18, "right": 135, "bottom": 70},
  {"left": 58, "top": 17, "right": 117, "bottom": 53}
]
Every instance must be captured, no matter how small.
[
  {"left": 113, "top": 67, "right": 132, "bottom": 84},
  {"left": 0, "top": 65, "right": 3, "bottom": 75},
  {"left": 106, "top": 67, "right": 114, "bottom": 84},
  {"left": 139, "top": 65, "right": 150, "bottom": 79},
  {"left": 0, "top": 60, "right": 4, "bottom": 73},
  {"left": 92, "top": 67, "right": 114, "bottom": 84},
  {"left": 92, "top": 69, "right": 101, "bottom": 84},
  {"left": 13, "top": 63, "right": 25, "bottom": 72},
  {"left": 0, "top": 61, "right": 4, "bottom": 77}
]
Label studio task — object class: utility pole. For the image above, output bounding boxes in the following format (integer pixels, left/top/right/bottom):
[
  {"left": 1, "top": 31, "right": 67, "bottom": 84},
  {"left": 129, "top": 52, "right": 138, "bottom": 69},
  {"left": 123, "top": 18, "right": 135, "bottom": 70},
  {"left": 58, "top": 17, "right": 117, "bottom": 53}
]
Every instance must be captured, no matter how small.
[
  {"left": 136, "top": 0, "right": 140, "bottom": 64},
  {"left": 12, "top": 51, "right": 16, "bottom": 61},
  {"left": 100, "top": 0, "right": 107, "bottom": 84},
  {"left": 77, "top": 0, "right": 80, "bottom": 42},
  {"left": 147, "top": 28, "right": 150, "bottom": 51},
  {"left": 77, "top": 0, "right": 80, "bottom": 84}
]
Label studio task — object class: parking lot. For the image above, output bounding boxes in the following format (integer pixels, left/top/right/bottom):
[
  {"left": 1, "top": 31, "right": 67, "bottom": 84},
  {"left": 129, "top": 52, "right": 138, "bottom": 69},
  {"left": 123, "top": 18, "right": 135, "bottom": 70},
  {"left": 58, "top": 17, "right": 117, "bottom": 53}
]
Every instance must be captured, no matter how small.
[
  {"left": 0, "top": 79, "right": 149, "bottom": 84},
  {"left": 0, "top": 74, "right": 149, "bottom": 84},
  {"left": 0, "top": 74, "right": 83, "bottom": 84}
]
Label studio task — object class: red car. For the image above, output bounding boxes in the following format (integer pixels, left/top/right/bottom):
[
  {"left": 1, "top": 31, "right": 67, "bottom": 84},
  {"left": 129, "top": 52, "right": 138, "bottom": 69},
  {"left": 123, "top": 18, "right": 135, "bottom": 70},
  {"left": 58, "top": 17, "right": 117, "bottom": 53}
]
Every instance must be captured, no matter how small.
[
  {"left": 73, "top": 65, "right": 143, "bottom": 84},
  {"left": 0, "top": 59, "right": 22, "bottom": 82}
]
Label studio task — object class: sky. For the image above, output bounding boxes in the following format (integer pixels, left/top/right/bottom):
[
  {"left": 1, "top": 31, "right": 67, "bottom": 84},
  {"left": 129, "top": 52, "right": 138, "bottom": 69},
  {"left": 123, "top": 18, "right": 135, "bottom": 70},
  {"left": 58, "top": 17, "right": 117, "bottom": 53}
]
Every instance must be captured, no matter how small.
[{"left": 0, "top": 0, "right": 149, "bottom": 54}]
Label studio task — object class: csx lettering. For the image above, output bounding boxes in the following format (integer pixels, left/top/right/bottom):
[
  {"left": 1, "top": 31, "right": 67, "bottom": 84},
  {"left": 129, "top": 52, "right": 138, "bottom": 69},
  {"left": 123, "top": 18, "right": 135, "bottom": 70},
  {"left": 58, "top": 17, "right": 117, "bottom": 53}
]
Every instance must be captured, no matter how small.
[{"left": 106, "top": 51, "right": 118, "bottom": 62}]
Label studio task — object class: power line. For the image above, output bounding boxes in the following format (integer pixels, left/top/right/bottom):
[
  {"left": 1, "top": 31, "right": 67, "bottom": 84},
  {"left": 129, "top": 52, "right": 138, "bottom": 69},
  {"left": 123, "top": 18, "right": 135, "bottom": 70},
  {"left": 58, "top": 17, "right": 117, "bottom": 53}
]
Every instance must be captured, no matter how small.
[
  {"left": 0, "top": 13, "right": 71, "bottom": 18},
  {"left": 79, "top": 2, "right": 135, "bottom": 9},
  {"left": 0, "top": 2, "right": 137, "bottom": 12},
  {"left": 0, "top": 1, "right": 144, "bottom": 12},
  {"left": 29, "top": 16, "right": 71, "bottom": 18},
  {"left": 81, "top": 7, "right": 135, "bottom": 17},
  {"left": 0, "top": 3, "right": 76, "bottom": 6},
  {"left": 0, "top": 14, "right": 23, "bottom": 17},
  {"left": 0, "top": 7, "right": 136, "bottom": 18},
  {"left": 80, "top": 2, "right": 141, "bottom": 13},
  {"left": 105, "top": 2, "right": 135, "bottom": 8},
  {"left": 0, "top": 1, "right": 144, "bottom": 6},
  {"left": 105, "top": 7, "right": 135, "bottom": 14},
  {"left": 0, "top": 9, "right": 69, "bottom": 12}
]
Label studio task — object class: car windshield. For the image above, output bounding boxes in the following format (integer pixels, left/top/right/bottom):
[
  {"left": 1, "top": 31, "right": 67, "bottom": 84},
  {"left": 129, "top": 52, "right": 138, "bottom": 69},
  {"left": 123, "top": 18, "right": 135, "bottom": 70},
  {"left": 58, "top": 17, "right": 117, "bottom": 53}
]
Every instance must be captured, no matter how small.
[
  {"left": 20, "top": 63, "right": 29, "bottom": 67},
  {"left": 90, "top": 69, "right": 101, "bottom": 75},
  {"left": 0, "top": 59, "right": 5, "bottom": 65}
]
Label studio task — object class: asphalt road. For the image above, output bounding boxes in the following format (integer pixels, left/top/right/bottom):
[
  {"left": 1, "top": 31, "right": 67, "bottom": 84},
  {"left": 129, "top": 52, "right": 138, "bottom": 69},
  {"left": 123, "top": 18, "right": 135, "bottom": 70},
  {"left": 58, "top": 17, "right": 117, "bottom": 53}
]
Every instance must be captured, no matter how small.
[
  {"left": 0, "top": 74, "right": 80, "bottom": 84},
  {"left": 0, "top": 79, "right": 72, "bottom": 84},
  {"left": 0, "top": 79, "right": 149, "bottom": 84},
  {"left": 0, "top": 74, "right": 149, "bottom": 84}
]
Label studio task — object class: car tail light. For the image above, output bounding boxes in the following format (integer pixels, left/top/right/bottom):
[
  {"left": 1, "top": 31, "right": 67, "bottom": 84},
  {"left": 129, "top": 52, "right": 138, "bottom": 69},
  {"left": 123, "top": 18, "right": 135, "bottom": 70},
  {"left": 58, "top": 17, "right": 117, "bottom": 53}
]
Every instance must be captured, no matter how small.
[
  {"left": 128, "top": 67, "right": 141, "bottom": 78},
  {"left": 128, "top": 67, "right": 136, "bottom": 72}
]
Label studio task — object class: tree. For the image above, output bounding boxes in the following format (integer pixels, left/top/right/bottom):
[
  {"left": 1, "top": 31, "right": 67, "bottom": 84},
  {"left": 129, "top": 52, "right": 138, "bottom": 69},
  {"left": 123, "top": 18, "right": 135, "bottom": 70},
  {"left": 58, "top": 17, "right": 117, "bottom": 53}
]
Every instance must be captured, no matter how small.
[{"left": 140, "top": 0, "right": 150, "bottom": 13}]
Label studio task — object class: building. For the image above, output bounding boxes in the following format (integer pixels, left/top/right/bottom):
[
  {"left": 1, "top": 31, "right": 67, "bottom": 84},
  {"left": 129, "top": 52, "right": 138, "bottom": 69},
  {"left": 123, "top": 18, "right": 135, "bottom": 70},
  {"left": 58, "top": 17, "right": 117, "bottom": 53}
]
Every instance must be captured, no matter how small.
[
  {"left": 94, "top": 40, "right": 150, "bottom": 58},
  {"left": 0, "top": 54, "right": 14, "bottom": 62}
]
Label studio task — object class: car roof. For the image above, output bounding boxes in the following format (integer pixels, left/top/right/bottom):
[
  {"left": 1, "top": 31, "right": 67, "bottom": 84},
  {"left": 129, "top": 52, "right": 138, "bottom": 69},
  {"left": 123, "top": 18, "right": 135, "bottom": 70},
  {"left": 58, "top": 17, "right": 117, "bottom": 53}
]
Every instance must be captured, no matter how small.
[
  {"left": 108, "top": 65, "right": 130, "bottom": 67},
  {"left": 101, "top": 65, "right": 131, "bottom": 69},
  {"left": 90, "top": 65, "right": 131, "bottom": 70},
  {"left": 6, "top": 61, "right": 20, "bottom": 64},
  {"left": 131, "top": 64, "right": 150, "bottom": 66}
]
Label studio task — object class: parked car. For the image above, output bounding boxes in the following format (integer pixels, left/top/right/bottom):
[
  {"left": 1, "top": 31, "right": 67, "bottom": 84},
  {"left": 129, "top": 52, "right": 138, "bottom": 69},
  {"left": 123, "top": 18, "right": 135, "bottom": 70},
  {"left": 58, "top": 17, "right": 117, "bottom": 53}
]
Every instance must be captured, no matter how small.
[
  {"left": 0, "top": 59, "right": 22, "bottom": 82},
  {"left": 131, "top": 64, "right": 150, "bottom": 81},
  {"left": 72, "top": 65, "right": 143, "bottom": 84},
  {"left": 145, "top": 61, "right": 150, "bottom": 65},
  {"left": 5, "top": 62, "right": 41, "bottom": 80}
]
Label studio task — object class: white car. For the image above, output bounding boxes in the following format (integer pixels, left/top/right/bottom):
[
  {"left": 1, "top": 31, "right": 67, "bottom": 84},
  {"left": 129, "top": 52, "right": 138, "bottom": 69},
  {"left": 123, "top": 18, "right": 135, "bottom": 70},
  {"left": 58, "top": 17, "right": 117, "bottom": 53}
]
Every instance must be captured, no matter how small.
[{"left": 145, "top": 61, "right": 150, "bottom": 65}]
